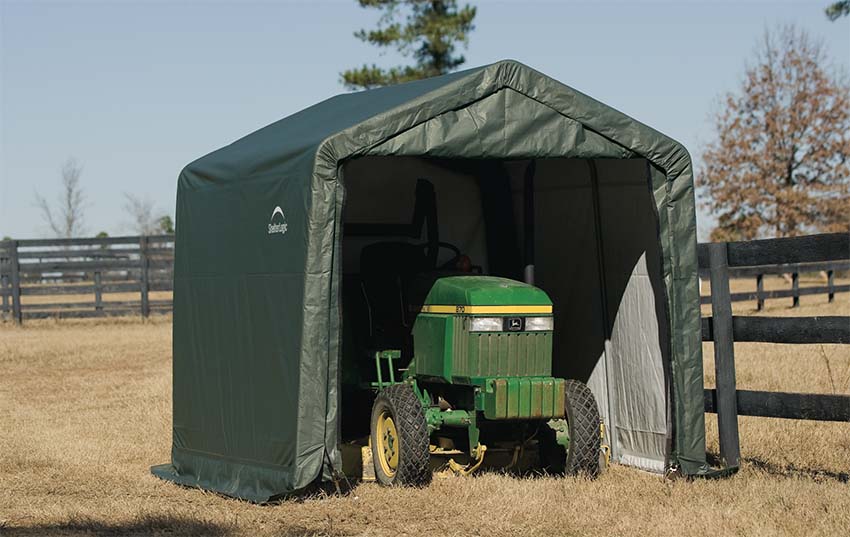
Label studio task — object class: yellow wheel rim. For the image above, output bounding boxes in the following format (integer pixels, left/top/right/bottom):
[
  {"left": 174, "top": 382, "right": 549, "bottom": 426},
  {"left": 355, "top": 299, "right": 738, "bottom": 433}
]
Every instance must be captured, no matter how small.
[{"left": 375, "top": 410, "right": 399, "bottom": 478}]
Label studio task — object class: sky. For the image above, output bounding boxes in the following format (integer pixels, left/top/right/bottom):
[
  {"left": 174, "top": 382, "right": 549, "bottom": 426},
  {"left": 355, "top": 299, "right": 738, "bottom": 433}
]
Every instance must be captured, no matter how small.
[{"left": 1, "top": 0, "right": 848, "bottom": 240}]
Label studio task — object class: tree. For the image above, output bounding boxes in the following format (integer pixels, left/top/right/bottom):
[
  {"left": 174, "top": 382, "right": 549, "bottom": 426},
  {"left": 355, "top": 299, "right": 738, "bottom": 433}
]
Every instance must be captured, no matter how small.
[
  {"left": 700, "top": 26, "right": 849, "bottom": 241},
  {"left": 825, "top": 1, "right": 849, "bottom": 20},
  {"left": 95, "top": 230, "right": 110, "bottom": 250},
  {"left": 157, "top": 215, "right": 175, "bottom": 235},
  {"left": 341, "top": 0, "right": 476, "bottom": 90},
  {"left": 34, "top": 157, "right": 87, "bottom": 238},
  {"left": 123, "top": 193, "right": 162, "bottom": 236},
  {"left": 123, "top": 194, "right": 174, "bottom": 235}
]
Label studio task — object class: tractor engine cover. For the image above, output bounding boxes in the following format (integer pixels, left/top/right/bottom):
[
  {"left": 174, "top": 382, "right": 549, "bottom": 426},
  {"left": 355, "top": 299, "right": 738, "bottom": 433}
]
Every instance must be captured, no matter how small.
[{"left": 412, "top": 276, "right": 555, "bottom": 382}]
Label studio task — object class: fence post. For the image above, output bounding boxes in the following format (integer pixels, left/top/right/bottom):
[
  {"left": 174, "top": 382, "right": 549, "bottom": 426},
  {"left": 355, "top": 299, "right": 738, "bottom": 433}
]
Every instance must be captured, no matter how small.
[
  {"left": 708, "top": 242, "right": 740, "bottom": 468},
  {"left": 94, "top": 271, "right": 103, "bottom": 313},
  {"left": 791, "top": 272, "right": 799, "bottom": 308},
  {"left": 756, "top": 274, "right": 764, "bottom": 311},
  {"left": 9, "top": 240, "right": 22, "bottom": 325},
  {"left": 139, "top": 236, "right": 150, "bottom": 318},
  {"left": 1, "top": 274, "right": 7, "bottom": 320},
  {"left": 827, "top": 270, "right": 835, "bottom": 303},
  {"left": 1, "top": 241, "right": 8, "bottom": 320}
]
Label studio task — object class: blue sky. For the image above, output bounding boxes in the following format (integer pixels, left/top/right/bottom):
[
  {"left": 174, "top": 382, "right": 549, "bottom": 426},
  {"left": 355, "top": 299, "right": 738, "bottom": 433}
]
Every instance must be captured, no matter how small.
[{"left": 1, "top": 0, "right": 848, "bottom": 239}]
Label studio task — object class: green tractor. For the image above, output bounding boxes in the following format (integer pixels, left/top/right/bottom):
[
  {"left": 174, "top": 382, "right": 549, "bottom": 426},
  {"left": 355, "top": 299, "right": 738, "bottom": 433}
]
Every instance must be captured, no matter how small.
[{"left": 344, "top": 179, "right": 603, "bottom": 486}]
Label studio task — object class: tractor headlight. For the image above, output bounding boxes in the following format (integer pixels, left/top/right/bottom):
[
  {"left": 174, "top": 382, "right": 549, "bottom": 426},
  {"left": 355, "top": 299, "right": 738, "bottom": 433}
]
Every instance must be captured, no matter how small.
[
  {"left": 525, "top": 316, "right": 554, "bottom": 331},
  {"left": 468, "top": 316, "right": 554, "bottom": 332},
  {"left": 469, "top": 317, "right": 503, "bottom": 332}
]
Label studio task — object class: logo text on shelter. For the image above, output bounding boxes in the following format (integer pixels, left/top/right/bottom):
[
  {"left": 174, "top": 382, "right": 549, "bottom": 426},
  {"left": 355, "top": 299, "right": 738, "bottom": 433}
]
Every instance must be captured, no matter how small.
[{"left": 268, "top": 206, "right": 288, "bottom": 235}]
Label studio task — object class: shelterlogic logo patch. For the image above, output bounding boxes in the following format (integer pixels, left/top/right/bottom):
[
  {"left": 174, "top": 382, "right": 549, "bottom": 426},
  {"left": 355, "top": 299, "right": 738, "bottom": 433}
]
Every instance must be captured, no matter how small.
[{"left": 268, "top": 206, "right": 288, "bottom": 235}]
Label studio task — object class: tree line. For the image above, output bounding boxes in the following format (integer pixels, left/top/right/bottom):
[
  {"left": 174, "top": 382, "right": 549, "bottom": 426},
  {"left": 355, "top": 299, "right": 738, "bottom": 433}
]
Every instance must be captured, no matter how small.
[{"left": 33, "top": 157, "right": 174, "bottom": 239}]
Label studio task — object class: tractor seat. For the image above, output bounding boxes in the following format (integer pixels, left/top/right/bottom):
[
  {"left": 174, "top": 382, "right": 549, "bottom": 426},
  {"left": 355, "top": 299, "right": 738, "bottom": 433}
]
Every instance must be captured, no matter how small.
[{"left": 359, "top": 241, "right": 432, "bottom": 350}]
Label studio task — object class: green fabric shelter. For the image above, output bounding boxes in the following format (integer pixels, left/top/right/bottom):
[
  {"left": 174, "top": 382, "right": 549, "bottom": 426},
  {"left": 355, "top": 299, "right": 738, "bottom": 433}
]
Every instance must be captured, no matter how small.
[{"left": 152, "top": 60, "right": 708, "bottom": 501}]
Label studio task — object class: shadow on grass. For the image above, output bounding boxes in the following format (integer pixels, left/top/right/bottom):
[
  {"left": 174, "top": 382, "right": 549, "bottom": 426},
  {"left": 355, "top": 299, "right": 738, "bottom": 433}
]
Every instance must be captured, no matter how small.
[
  {"left": 0, "top": 515, "right": 231, "bottom": 537},
  {"left": 262, "top": 476, "right": 360, "bottom": 505},
  {"left": 0, "top": 514, "right": 238, "bottom": 537},
  {"left": 0, "top": 514, "right": 354, "bottom": 537},
  {"left": 745, "top": 456, "right": 849, "bottom": 483},
  {"left": 707, "top": 451, "right": 849, "bottom": 483}
]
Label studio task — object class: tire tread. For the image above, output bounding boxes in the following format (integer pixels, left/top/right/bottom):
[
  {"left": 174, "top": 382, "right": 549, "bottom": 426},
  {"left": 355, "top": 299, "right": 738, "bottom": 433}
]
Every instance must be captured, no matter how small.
[
  {"left": 564, "top": 379, "right": 601, "bottom": 478},
  {"left": 372, "top": 383, "right": 431, "bottom": 486}
]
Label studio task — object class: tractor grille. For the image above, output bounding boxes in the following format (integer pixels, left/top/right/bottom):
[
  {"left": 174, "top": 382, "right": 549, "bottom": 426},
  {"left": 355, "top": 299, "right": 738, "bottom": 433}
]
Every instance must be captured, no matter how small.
[
  {"left": 452, "top": 317, "right": 552, "bottom": 378},
  {"left": 483, "top": 377, "right": 566, "bottom": 419}
]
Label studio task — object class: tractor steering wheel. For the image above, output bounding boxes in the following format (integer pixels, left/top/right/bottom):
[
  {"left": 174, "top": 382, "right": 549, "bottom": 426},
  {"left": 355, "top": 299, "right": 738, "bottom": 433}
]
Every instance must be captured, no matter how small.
[
  {"left": 416, "top": 241, "right": 463, "bottom": 270},
  {"left": 436, "top": 242, "right": 463, "bottom": 270}
]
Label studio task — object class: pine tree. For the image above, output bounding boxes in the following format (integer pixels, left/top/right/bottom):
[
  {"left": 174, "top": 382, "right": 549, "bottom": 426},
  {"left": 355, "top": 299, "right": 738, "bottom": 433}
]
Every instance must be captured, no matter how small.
[
  {"left": 825, "top": 1, "right": 849, "bottom": 20},
  {"left": 341, "top": 0, "right": 476, "bottom": 90}
]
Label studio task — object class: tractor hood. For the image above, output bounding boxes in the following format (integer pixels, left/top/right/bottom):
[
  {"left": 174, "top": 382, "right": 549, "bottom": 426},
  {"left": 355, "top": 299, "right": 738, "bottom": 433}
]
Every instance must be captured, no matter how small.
[{"left": 422, "top": 276, "right": 552, "bottom": 311}]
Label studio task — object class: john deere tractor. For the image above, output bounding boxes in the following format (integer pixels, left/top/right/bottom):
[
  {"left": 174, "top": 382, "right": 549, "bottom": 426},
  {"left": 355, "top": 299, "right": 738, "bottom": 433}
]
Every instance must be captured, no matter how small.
[
  {"left": 369, "top": 275, "right": 602, "bottom": 485},
  {"left": 344, "top": 179, "right": 602, "bottom": 486}
]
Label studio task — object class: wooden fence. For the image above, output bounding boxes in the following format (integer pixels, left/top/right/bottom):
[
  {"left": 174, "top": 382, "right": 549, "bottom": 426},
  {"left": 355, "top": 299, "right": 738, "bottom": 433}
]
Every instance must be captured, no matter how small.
[
  {"left": 3, "top": 231, "right": 849, "bottom": 469},
  {"left": 0, "top": 235, "right": 173, "bottom": 322},
  {"left": 699, "top": 260, "right": 849, "bottom": 309},
  {"left": 698, "top": 232, "right": 850, "bottom": 469}
]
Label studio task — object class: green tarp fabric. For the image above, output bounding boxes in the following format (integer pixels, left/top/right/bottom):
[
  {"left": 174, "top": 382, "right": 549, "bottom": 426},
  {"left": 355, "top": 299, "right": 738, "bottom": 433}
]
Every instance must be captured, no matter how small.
[{"left": 151, "top": 60, "right": 708, "bottom": 501}]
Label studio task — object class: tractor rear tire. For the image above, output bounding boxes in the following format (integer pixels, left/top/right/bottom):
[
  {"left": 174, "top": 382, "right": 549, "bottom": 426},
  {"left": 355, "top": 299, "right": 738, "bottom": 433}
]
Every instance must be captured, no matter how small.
[
  {"left": 564, "top": 379, "right": 602, "bottom": 478},
  {"left": 370, "top": 383, "right": 432, "bottom": 487}
]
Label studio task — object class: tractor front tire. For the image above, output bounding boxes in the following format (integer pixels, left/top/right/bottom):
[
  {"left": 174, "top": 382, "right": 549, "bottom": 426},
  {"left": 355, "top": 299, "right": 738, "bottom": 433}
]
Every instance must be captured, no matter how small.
[
  {"left": 564, "top": 379, "right": 602, "bottom": 478},
  {"left": 370, "top": 383, "right": 431, "bottom": 487}
]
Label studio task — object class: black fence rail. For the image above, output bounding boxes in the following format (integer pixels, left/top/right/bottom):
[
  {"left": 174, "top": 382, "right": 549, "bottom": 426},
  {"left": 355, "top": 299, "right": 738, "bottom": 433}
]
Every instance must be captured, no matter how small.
[
  {"left": 0, "top": 235, "right": 174, "bottom": 323},
  {"left": 698, "top": 232, "right": 850, "bottom": 469},
  {"left": 699, "top": 260, "right": 849, "bottom": 309},
  {"left": 4, "top": 233, "right": 849, "bottom": 466}
]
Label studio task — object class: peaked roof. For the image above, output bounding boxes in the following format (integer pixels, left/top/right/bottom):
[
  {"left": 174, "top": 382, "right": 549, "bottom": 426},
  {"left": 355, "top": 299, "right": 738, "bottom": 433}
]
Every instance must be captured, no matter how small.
[{"left": 180, "top": 60, "right": 691, "bottom": 191}]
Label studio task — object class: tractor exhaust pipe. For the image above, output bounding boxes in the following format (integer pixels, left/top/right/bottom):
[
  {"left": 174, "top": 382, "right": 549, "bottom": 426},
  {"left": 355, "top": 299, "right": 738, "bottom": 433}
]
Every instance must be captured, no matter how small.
[{"left": 523, "top": 160, "right": 536, "bottom": 285}]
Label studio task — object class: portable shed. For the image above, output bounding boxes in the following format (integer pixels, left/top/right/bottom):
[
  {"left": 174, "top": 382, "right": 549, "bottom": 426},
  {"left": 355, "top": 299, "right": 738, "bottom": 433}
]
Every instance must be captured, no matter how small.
[{"left": 152, "top": 60, "right": 709, "bottom": 501}]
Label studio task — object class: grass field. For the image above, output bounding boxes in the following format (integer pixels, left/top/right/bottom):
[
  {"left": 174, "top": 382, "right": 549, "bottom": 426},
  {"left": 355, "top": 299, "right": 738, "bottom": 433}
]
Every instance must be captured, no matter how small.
[{"left": 1, "top": 282, "right": 848, "bottom": 536}]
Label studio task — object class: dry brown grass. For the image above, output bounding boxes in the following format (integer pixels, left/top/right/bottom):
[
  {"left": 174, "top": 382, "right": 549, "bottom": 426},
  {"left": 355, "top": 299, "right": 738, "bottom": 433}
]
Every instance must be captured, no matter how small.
[{"left": 1, "top": 287, "right": 848, "bottom": 536}]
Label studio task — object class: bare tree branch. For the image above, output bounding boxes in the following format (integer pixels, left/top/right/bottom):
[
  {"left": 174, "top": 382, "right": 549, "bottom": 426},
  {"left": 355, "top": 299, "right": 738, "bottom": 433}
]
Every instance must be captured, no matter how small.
[
  {"left": 34, "top": 157, "right": 87, "bottom": 238},
  {"left": 34, "top": 192, "right": 61, "bottom": 237},
  {"left": 123, "top": 193, "right": 162, "bottom": 236}
]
